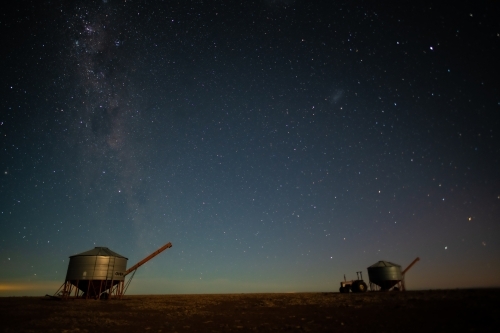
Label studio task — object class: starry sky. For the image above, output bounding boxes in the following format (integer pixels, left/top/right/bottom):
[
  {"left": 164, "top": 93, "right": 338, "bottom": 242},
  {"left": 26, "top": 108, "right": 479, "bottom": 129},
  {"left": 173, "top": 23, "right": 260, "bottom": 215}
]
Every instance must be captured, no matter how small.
[{"left": 1, "top": 0, "right": 499, "bottom": 296}]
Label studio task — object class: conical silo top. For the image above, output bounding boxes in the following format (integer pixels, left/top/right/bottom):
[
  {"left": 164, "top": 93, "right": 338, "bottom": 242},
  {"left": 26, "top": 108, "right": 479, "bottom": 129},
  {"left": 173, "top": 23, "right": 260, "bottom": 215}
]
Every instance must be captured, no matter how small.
[
  {"left": 70, "top": 247, "right": 128, "bottom": 259},
  {"left": 369, "top": 260, "right": 401, "bottom": 268}
]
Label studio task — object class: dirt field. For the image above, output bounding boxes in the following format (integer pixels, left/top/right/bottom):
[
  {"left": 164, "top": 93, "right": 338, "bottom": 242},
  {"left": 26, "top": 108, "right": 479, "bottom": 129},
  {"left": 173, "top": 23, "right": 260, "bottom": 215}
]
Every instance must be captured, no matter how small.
[{"left": 1, "top": 289, "right": 498, "bottom": 332}]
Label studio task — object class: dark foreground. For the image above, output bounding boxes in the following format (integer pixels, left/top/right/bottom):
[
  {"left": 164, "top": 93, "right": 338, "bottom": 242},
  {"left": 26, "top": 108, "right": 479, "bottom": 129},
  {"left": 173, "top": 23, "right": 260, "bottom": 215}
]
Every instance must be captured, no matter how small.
[{"left": 0, "top": 289, "right": 498, "bottom": 332}]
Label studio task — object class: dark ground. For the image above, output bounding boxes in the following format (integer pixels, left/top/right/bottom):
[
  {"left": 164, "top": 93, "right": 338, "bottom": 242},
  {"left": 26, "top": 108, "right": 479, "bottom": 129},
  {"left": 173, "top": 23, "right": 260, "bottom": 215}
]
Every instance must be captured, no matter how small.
[{"left": 1, "top": 289, "right": 498, "bottom": 332}]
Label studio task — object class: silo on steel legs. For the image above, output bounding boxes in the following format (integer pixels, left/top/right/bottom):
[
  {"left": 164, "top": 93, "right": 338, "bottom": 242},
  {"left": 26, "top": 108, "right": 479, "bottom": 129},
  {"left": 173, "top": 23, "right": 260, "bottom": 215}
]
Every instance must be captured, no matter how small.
[
  {"left": 367, "top": 260, "right": 403, "bottom": 291},
  {"left": 56, "top": 247, "right": 128, "bottom": 299}
]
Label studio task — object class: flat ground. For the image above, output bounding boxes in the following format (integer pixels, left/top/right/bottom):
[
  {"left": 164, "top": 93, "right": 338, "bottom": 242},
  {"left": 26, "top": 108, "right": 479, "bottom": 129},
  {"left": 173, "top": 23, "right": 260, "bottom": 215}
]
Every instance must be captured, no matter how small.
[{"left": 0, "top": 289, "right": 498, "bottom": 332}]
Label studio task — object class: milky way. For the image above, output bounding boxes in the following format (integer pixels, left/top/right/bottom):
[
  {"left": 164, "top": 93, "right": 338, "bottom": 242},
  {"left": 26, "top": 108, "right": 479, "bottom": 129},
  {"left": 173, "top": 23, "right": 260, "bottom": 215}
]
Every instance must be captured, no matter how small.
[
  {"left": 1, "top": 0, "right": 499, "bottom": 295},
  {"left": 63, "top": 3, "right": 154, "bottom": 233}
]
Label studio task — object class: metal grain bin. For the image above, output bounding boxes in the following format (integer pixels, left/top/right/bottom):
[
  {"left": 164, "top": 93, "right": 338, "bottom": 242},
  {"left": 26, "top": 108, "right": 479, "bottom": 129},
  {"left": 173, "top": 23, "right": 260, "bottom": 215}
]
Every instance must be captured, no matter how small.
[
  {"left": 66, "top": 247, "right": 128, "bottom": 281},
  {"left": 65, "top": 247, "right": 128, "bottom": 298},
  {"left": 367, "top": 260, "right": 403, "bottom": 290}
]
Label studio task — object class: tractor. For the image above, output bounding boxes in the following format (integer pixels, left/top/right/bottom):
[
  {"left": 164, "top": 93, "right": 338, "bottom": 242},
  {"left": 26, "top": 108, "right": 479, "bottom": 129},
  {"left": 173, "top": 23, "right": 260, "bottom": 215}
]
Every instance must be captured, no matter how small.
[{"left": 339, "top": 271, "right": 368, "bottom": 293}]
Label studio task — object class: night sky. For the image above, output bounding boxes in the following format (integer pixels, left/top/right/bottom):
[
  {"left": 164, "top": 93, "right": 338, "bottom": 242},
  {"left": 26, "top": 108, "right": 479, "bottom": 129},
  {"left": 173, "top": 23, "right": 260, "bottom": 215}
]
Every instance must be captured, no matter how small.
[{"left": 1, "top": 0, "right": 499, "bottom": 296}]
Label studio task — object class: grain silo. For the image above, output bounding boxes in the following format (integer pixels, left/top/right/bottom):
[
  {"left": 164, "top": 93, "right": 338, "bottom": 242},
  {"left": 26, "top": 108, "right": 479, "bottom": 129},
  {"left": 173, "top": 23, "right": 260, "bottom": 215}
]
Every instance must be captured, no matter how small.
[
  {"left": 367, "top": 260, "right": 403, "bottom": 291},
  {"left": 367, "top": 257, "right": 420, "bottom": 291},
  {"left": 53, "top": 242, "right": 172, "bottom": 299},
  {"left": 58, "top": 247, "right": 128, "bottom": 299}
]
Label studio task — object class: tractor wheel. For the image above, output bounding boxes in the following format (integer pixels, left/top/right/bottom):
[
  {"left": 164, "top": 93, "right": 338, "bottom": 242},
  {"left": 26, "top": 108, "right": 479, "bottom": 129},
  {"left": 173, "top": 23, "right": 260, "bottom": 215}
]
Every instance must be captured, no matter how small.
[
  {"left": 358, "top": 281, "right": 368, "bottom": 292},
  {"left": 339, "top": 287, "right": 346, "bottom": 293}
]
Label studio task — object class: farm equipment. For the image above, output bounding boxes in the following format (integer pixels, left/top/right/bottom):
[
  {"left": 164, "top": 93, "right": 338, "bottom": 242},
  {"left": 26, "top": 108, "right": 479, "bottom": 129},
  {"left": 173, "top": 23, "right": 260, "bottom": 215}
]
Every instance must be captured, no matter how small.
[
  {"left": 52, "top": 242, "right": 172, "bottom": 299},
  {"left": 367, "top": 257, "right": 420, "bottom": 291},
  {"left": 339, "top": 271, "right": 368, "bottom": 293}
]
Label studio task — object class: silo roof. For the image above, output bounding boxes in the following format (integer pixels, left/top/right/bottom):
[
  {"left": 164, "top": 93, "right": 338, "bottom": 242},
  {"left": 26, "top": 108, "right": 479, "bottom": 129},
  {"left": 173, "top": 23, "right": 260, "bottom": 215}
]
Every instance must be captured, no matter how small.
[
  {"left": 70, "top": 247, "right": 128, "bottom": 259},
  {"left": 369, "top": 260, "right": 401, "bottom": 268}
]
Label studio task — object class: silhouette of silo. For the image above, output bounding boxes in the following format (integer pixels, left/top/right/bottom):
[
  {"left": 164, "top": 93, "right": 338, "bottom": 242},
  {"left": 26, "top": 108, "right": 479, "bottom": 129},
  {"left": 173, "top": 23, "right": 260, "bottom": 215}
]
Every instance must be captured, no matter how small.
[{"left": 61, "top": 247, "right": 128, "bottom": 299}]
